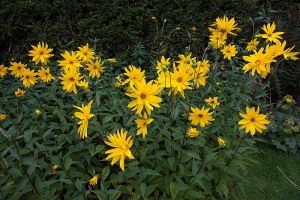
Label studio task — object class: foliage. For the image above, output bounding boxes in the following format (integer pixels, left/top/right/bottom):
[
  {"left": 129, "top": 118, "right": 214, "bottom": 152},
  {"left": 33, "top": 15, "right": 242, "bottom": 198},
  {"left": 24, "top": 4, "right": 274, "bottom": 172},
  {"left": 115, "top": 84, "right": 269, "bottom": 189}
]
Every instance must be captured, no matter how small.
[
  {"left": 265, "top": 95, "right": 300, "bottom": 154},
  {"left": 1, "top": 0, "right": 295, "bottom": 66}
]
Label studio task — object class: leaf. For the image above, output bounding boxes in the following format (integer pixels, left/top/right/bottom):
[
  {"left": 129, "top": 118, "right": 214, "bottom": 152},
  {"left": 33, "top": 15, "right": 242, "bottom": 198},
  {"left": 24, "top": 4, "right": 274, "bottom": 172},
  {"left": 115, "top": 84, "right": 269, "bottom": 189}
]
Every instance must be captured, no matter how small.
[
  {"left": 15, "top": 178, "right": 29, "bottom": 194},
  {"left": 43, "top": 128, "right": 53, "bottom": 139},
  {"left": 166, "top": 140, "right": 182, "bottom": 152},
  {"left": 140, "top": 182, "right": 146, "bottom": 198},
  {"left": 75, "top": 178, "right": 85, "bottom": 192},
  {"left": 8, "top": 168, "right": 22, "bottom": 177},
  {"left": 93, "top": 190, "right": 107, "bottom": 199},
  {"left": 170, "top": 181, "right": 179, "bottom": 200},
  {"left": 101, "top": 166, "right": 110, "bottom": 182},
  {"left": 90, "top": 145, "right": 105, "bottom": 156},
  {"left": 39, "top": 180, "right": 58, "bottom": 188},
  {"left": 187, "top": 190, "right": 206, "bottom": 198},
  {"left": 141, "top": 168, "right": 161, "bottom": 179},
  {"left": 186, "top": 150, "right": 201, "bottom": 160},
  {"left": 167, "top": 157, "right": 175, "bottom": 170}
]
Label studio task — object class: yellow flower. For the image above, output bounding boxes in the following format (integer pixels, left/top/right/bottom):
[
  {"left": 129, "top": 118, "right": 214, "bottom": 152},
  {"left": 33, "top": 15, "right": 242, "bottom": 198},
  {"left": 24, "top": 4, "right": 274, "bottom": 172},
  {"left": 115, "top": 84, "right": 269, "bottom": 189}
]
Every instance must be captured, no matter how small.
[
  {"left": 191, "top": 26, "right": 196, "bottom": 32},
  {"left": 20, "top": 68, "right": 38, "bottom": 88},
  {"left": 256, "top": 22, "right": 284, "bottom": 44},
  {"left": 9, "top": 61, "right": 27, "bottom": 78},
  {"left": 38, "top": 67, "right": 55, "bottom": 82},
  {"left": 151, "top": 16, "right": 156, "bottom": 20},
  {"left": 59, "top": 68, "right": 84, "bottom": 94},
  {"left": 108, "top": 58, "right": 117, "bottom": 63},
  {"left": 78, "top": 79, "right": 89, "bottom": 92},
  {"left": 187, "top": 127, "right": 200, "bottom": 138},
  {"left": 209, "top": 16, "right": 238, "bottom": 38},
  {"left": 189, "top": 106, "right": 214, "bottom": 127},
  {"left": 0, "top": 114, "right": 6, "bottom": 121},
  {"left": 115, "top": 75, "right": 124, "bottom": 87},
  {"left": 196, "top": 59, "right": 210, "bottom": 74},
  {"left": 123, "top": 65, "right": 145, "bottom": 87},
  {"left": 246, "top": 38, "right": 259, "bottom": 52},
  {"left": 58, "top": 51, "right": 82, "bottom": 72},
  {"left": 209, "top": 32, "right": 227, "bottom": 49},
  {"left": 170, "top": 65, "right": 192, "bottom": 98},
  {"left": 156, "top": 56, "right": 170, "bottom": 74},
  {"left": 221, "top": 44, "right": 238, "bottom": 60},
  {"left": 126, "top": 80, "right": 162, "bottom": 116},
  {"left": 73, "top": 100, "right": 94, "bottom": 139},
  {"left": 35, "top": 109, "right": 41, "bottom": 115},
  {"left": 135, "top": 113, "right": 154, "bottom": 139},
  {"left": 205, "top": 97, "right": 220, "bottom": 108},
  {"left": 52, "top": 165, "right": 59, "bottom": 170},
  {"left": 286, "top": 98, "right": 293, "bottom": 103},
  {"left": 192, "top": 71, "right": 208, "bottom": 89},
  {"left": 28, "top": 42, "right": 54, "bottom": 65},
  {"left": 176, "top": 52, "right": 196, "bottom": 68},
  {"left": 15, "top": 88, "right": 26, "bottom": 98},
  {"left": 86, "top": 58, "right": 105, "bottom": 78},
  {"left": 89, "top": 175, "right": 98, "bottom": 186},
  {"left": 218, "top": 137, "right": 226, "bottom": 147},
  {"left": 0, "top": 64, "right": 8, "bottom": 77},
  {"left": 242, "top": 48, "right": 275, "bottom": 76},
  {"left": 77, "top": 43, "right": 95, "bottom": 63},
  {"left": 105, "top": 128, "right": 134, "bottom": 171},
  {"left": 238, "top": 106, "right": 270, "bottom": 136}
]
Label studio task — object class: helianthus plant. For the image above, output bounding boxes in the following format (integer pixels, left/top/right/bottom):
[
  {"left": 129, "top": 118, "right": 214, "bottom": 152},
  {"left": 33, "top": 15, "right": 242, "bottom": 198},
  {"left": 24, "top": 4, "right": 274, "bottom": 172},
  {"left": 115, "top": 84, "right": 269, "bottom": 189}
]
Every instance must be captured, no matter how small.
[{"left": 0, "top": 15, "right": 298, "bottom": 200}]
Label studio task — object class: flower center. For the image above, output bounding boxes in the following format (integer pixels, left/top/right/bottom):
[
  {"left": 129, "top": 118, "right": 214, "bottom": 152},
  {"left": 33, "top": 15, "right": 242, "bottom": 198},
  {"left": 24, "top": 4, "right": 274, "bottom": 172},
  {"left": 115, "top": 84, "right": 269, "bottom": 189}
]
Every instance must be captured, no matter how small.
[
  {"left": 255, "top": 60, "right": 260, "bottom": 66},
  {"left": 18, "top": 66, "right": 21, "bottom": 70},
  {"left": 211, "top": 101, "right": 214, "bottom": 104},
  {"left": 69, "top": 77, "right": 75, "bottom": 82},
  {"left": 69, "top": 61, "right": 74, "bottom": 65},
  {"left": 140, "top": 93, "right": 146, "bottom": 99},
  {"left": 267, "top": 33, "right": 272, "bottom": 37},
  {"left": 39, "top": 51, "right": 44, "bottom": 55},
  {"left": 198, "top": 114, "right": 203, "bottom": 118},
  {"left": 177, "top": 77, "right": 182, "bottom": 82},
  {"left": 25, "top": 76, "right": 29, "bottom": 79},
  {"left": 221, "top": 29, "right": 226, "bottom": 33},
  {"left": 250, "top": 118, "right": 255, "bottom": 122},
  {"left": 84, "top": 52, "right": 88, "bottom": 56},
  {"left": 45, "top": 73, "right": 48, "bottom": 76}
]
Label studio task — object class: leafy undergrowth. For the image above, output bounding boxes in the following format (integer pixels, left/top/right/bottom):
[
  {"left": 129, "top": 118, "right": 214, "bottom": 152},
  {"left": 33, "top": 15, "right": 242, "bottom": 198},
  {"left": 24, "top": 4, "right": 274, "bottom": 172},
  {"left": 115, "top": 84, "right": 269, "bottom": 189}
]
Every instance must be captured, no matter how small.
[{"left": 236, "top": 142, "right": 300, "bottom": 200}]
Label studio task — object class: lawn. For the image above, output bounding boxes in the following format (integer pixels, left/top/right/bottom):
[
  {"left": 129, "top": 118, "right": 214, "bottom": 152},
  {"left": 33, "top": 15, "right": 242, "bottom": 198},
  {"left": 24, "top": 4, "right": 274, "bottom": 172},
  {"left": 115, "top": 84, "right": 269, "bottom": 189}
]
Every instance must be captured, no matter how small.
[{"left": 236, "top": 142, "right": 300, "bottom": 200}]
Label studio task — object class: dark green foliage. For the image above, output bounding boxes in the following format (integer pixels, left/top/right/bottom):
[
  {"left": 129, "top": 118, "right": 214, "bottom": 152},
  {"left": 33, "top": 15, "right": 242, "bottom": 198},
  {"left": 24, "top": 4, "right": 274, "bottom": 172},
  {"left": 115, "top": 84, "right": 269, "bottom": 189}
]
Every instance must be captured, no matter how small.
[{"left": 1, "top": 0, "right": 294, "bottom": 66}]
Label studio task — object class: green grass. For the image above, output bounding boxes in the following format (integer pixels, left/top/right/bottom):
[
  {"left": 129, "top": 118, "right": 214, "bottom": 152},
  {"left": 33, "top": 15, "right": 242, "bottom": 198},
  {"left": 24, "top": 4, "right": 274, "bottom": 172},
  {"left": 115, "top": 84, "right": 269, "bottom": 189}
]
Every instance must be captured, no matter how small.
[{"left": 236, "top": 142, "right": 300, "bottom": 200}]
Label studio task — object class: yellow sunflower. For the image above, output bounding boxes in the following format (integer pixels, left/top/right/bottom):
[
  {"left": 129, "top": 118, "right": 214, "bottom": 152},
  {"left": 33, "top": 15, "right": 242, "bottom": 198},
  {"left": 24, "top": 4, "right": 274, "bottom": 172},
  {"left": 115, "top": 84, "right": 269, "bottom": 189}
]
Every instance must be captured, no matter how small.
[{"left": 105, "top": 128, "right": 134, "bottom": 171}]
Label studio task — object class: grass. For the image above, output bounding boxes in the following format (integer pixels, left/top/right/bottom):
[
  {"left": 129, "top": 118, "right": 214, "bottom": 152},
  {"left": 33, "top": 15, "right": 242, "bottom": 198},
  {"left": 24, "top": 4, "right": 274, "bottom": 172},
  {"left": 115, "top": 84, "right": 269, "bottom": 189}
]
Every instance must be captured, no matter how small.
[{"left": 235, "top": 142, "right": 300, "bottom": 200}]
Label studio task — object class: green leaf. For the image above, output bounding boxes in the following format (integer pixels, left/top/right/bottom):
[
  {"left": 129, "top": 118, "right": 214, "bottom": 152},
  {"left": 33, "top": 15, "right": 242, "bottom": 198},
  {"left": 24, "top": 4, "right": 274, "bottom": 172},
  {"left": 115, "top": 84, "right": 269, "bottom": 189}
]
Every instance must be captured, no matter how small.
[
  {"left": 101, "top": 166, "right": 110, "bottom": 182},
  {"left": 186, "top": 150, "right": 201, "bottom": 160},
  {"left": 141, "top": 168, "right": 161, "bottom": 179},
  {"left": 43, "top": 128, "right": 53, "bottom": 139},
  {"left": 167, "top": 157, "right": 175, "bottom": 170},
  {"left": 8, "top": 168, "right": 22, "bottom": 177},
  {"left": 15, "top": 177, "right": 29, "bottom": 194},
  {"left": 166, "top": 140, "right": 182, "bottom": 152},
  {"left": 93, "top": 190, "right": 107, "bottom": 199},
  {"left": 140, "top": 182, "right": 146, "bottom": 198},
  {"left": 39, "top": 180, "right": 58, "bottom": 188},
  {"left": 90, "top": 145, "right": 105, "bottom": 156},
  {"left": 75, "top": 178, "right": 85, "bottom": 192},
  {"left": 187, "top": 190, "right": 206, "bottom": 198},
  {"left": 170, "top": 181, "right": 179, "bottom": 200}
]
